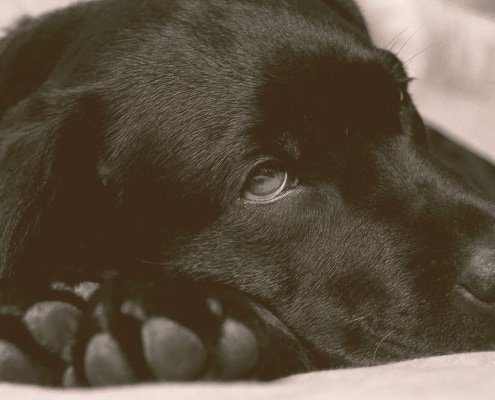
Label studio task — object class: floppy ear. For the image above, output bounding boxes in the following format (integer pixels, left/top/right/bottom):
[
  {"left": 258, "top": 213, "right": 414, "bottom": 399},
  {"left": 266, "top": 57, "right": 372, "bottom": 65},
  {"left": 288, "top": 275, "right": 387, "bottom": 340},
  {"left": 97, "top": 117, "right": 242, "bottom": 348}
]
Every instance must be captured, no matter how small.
[
  {"left": 0, "top": 4, "right": 89, "bottom": 120},
  {"left": 0, "top": 4, "right": 114, "bottom": 277},
  {"left": 0, "top": 89, "right": 113, "bottom": 278}
]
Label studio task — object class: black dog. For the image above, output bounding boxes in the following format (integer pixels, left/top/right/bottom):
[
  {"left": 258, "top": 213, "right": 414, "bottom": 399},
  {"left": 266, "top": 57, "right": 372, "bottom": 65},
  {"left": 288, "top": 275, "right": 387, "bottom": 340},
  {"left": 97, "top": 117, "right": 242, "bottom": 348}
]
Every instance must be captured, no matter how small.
[{"left": 0, "top": 0, "right": 494, "bottom": 387}]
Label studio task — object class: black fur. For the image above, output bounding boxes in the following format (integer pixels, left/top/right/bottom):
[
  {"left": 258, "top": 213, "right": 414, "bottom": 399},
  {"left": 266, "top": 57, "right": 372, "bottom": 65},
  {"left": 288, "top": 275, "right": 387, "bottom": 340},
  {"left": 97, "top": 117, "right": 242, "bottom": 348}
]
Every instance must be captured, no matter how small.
[{"left": 0, "top": 0, "right": 494, "bottom": 386}]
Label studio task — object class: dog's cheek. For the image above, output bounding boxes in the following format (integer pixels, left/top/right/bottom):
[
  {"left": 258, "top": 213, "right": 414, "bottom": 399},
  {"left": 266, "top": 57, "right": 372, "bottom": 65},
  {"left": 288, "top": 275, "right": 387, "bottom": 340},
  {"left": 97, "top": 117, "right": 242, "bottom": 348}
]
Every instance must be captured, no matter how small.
[{"left": 252, "top": 203, "right": 420, "bottom": 363}]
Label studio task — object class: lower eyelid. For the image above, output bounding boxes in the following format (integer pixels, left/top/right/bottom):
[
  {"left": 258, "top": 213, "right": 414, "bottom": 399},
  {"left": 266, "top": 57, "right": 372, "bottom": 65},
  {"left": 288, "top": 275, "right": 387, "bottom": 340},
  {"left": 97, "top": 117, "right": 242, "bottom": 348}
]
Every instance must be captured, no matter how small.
[{"left": 242, "top": 182, "right": 302, "bottom": 205}]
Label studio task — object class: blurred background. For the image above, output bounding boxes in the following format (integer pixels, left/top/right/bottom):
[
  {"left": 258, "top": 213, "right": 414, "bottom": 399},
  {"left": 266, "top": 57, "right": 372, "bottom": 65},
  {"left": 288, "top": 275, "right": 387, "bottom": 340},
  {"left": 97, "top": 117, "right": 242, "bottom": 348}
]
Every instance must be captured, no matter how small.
[
  {"left": 0, "top": 0, "right": 494, "bottom": 162},
  {"left": 355, "top": 0, "right": 495, "bottom": 163},
  {"left": 456, "top": 0, "right": 495, "bottom": 14}
]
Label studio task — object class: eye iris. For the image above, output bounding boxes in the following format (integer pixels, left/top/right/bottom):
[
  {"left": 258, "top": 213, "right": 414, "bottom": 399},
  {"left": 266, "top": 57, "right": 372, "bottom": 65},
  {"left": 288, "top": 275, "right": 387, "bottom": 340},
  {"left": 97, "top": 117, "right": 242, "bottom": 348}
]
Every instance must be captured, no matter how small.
[
  {"left": 248, "top": 169, "right": 287, "bottom": 197},
  {"left": 242, "top": 160, "right": 299, "bottom": 202}
]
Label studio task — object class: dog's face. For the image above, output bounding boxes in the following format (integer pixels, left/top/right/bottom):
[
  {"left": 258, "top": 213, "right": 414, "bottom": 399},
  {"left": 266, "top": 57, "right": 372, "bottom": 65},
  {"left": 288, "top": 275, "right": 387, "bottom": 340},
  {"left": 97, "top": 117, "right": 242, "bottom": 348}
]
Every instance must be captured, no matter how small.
[{"left": 1, "top": 0, "right": 495, "bottom": 369}]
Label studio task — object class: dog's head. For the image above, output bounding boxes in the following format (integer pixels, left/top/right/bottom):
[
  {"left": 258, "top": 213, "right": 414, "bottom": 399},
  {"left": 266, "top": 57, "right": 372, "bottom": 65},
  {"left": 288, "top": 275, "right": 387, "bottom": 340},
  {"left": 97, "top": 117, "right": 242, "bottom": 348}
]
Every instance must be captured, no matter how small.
[{"left": 1, "top": 0, "right": 494, "bottom": 368}]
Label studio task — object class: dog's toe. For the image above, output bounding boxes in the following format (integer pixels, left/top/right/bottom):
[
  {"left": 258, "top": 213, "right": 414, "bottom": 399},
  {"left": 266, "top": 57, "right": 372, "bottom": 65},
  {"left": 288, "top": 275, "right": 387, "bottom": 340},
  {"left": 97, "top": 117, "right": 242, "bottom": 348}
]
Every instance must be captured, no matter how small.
[
  {"left": 142, "top": 317, "right": 207, "bottom": 380},
  {"left": 84, "top": 333, "right": 137, "bottom": 386},
  {"left": 23, "top": 301, "right": 82, "bottom": 362},
  {"left": 214, "top": 318, "right": 259, "bottom": 379},
  {"left": 0, "top": 341, "right": 51, "bottom": 384}
]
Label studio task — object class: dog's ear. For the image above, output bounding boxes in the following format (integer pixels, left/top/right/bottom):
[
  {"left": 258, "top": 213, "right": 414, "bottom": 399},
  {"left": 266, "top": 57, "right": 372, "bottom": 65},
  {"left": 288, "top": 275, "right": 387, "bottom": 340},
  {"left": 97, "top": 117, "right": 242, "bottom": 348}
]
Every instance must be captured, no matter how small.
[
  {"left": 321, "top": 0, "right": 370, "bottom": 36},
  {"left": 0, "top": 88, "right": 113, "bottom": 278},
  {"left": 0, "top": 5, "right": 89, "bottom": 120},
  {"left": 0, "top": 5, "right": 113, "bottom": 277}
]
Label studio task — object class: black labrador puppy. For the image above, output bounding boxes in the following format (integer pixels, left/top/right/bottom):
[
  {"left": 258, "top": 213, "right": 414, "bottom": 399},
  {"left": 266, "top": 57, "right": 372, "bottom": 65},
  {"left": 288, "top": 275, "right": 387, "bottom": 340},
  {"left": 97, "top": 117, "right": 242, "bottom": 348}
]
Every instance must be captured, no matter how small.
[{"left": 0, "top": 0, "right": 494, "bottom": 387}]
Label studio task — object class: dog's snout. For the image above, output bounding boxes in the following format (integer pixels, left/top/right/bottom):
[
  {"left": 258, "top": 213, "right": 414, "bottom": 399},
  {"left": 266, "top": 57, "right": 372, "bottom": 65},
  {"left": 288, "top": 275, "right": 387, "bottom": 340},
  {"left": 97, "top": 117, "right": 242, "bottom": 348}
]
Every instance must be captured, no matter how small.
[{"left": 459, "top": 246, "right": 495, "bottom": 304}]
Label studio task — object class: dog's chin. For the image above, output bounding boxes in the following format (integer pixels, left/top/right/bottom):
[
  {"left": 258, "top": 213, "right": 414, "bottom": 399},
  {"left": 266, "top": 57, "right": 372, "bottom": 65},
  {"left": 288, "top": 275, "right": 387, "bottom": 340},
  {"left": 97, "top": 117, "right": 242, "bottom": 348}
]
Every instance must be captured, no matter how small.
[
  {"left": 307, "top": 284, "right": 495, "bottom": 369},
  {"left": 341, "top": 326, "right": 495, "bottom": 369},
  {"left": 342, "top": 334, "right": 420, "bottom": 368}
]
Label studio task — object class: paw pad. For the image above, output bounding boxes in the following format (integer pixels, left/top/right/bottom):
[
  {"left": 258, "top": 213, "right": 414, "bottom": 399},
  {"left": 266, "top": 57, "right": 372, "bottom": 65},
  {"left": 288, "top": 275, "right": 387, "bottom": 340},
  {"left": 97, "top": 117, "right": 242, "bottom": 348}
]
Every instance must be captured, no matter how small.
[
  {"left": 0, "top": 341, "right": 50, "bottom": 384},
  {"left": 23, "top": 302, "right": 82, "bottom": 362},
  {"left": 142, "top": 318, "right": 207, "bottom": 381},
  {"left": 85, "top": 333, "right": 137, "bottom": 386},
  {"left": 215, "top": 318, "right": 259, "bottom": 379}
]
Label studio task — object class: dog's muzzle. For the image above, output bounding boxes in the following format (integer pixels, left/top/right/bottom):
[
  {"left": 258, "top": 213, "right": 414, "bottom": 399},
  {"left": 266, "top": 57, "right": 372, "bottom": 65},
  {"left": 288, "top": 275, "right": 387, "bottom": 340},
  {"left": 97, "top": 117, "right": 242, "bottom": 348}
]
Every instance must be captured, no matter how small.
[{"left": 458, "top": 232, "right": 495, "bottom": 308}]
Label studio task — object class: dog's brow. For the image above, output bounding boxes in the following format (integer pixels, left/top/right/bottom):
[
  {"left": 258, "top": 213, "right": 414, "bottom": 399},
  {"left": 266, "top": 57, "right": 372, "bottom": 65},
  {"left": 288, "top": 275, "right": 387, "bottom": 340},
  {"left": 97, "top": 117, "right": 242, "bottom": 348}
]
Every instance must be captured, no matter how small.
[{"left": 278, "top": 132, "right": 301, "bottom": 160}]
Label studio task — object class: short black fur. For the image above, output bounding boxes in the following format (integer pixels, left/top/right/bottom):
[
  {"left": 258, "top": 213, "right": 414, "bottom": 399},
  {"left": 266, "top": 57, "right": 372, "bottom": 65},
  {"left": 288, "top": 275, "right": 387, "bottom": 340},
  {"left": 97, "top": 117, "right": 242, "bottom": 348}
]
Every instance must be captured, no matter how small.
[{"left": 0, "top": 0, "right": 494, "bottom": 386}]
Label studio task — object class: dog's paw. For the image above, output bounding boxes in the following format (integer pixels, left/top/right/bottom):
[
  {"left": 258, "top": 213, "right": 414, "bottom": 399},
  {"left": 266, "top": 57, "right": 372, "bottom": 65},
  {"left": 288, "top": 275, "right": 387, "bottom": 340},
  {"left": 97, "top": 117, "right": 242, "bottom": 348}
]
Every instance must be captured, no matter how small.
[
  {"left": 74, "top": 277, "right": 261, "bottom": 386},
  {"left": 0, "top": 275, "right": 312, "bottom": 387},
  {"left": 0, "top": 282, "right": 97, "bottom": 385}
]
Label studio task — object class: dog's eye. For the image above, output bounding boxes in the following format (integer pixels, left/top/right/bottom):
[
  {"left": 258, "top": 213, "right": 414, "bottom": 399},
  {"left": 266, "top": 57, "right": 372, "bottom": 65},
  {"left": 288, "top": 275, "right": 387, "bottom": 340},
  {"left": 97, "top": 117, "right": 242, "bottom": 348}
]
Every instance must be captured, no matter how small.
[{"left": 242, "top": 161, "right": 298, "bottom": 202}]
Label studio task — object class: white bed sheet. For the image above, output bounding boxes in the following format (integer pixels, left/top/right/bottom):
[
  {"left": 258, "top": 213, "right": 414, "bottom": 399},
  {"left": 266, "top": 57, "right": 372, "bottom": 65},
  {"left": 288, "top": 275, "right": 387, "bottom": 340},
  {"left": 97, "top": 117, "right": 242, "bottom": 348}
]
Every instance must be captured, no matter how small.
[{"left": 1, "top": 352, "right": 495, "bottom": 400}]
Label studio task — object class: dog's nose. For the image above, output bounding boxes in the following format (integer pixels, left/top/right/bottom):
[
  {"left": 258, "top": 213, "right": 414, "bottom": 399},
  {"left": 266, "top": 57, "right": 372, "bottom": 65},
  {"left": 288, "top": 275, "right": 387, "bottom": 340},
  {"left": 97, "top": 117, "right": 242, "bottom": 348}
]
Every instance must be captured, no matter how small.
[{"left": 459, "top": 246, "right": 495, "bottom": 304}]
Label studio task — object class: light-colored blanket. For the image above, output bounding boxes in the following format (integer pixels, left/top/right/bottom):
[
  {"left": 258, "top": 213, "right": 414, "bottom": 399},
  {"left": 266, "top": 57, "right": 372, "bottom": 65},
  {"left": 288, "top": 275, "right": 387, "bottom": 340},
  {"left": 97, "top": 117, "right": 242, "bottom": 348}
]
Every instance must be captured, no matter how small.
[
  {"left": 1, "top": 0, "right": 494, "bottom": 398},
  {"left": 1, "top": 352, "right": 495, "bottom": 399}
]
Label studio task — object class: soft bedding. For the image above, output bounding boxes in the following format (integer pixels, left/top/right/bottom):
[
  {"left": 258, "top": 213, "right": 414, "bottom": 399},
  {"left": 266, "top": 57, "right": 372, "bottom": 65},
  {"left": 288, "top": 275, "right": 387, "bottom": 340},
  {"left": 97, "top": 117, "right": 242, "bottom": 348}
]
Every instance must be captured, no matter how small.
[
  {"left": 1, "top": 353, "right": 495, "bottom": 399},
  {"left": 0, "top": 0, "right": 494, "bottom": 398}
]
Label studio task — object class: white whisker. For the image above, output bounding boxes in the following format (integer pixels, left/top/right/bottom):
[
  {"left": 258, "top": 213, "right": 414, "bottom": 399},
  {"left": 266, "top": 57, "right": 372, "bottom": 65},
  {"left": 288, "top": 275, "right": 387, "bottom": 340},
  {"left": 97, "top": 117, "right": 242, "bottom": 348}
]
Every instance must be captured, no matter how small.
[
  {"left": 386, "top": 27, "right": 410, "bottom": 52},
  {"left": 373, "top": 331, "right": 394, "bottom": 361},
  {"left": 404, "top": 44, "right": 436, "bottom": 66},
  {"left": 396, "top": 24, "right": 426, "bottom": 56}
]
